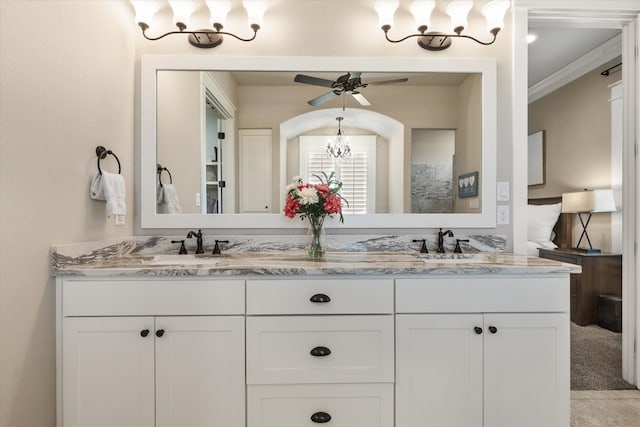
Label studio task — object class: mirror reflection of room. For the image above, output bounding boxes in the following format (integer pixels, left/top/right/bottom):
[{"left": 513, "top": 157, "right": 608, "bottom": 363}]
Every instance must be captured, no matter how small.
[{"left": 155, "top": 70, "right": 483, "bottom": 215}]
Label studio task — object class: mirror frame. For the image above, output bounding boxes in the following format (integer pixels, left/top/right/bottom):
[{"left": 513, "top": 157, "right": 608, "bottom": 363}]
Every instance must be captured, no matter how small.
[{"left": 141, "top": 55, "right": 497, "bottom": 229}]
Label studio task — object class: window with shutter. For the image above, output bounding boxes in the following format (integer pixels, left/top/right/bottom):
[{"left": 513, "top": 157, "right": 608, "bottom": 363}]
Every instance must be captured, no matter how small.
[{"left": 299, "top": 135, "right": 376, "bottom": 214}]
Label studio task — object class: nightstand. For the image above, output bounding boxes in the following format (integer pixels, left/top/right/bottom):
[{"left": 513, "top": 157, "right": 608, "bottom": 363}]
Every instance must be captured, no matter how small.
[{"left": 538, "top": 248, "right": 622, "bottom": 326}]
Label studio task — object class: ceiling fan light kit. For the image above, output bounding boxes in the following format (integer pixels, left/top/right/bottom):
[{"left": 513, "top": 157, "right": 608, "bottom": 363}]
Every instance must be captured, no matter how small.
[
  {"left": 130, "top": 0, "right": 267, "bottom": 48},
  {"left": 376, "top": 0, "right": 510, "bottom": 51}
]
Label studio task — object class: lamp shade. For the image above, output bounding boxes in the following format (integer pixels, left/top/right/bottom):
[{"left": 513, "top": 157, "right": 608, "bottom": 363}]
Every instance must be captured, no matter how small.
[
  {"left": 410, "top": 0, "right": 436, "bottom": 31},
  {"left": 130, "top": 0, "right": 158, "bottom": 25},
  {"left": 375, "top": 0, "right": 400, "bottom": 28},
  {"left": 243, "top": 0, "right": 268, "bottom": 27},
  {"left": 446, "top": 0, "right": 473, "bottom": 33},
  {"left": 168, "top": 0, "right": 196, "bottom": 27},
  {"left": 482, "top": 0, "right": 510, "bottom": 33},
  {"left": 205, "top": 0, "right": 232, "bottom": 26},
  {"left": 561, "top": 189, "right": 617, "bottom": 213}
]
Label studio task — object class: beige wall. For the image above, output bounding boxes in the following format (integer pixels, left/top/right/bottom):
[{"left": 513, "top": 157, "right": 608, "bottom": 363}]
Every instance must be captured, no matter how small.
[
  {"left": 0, "top": 1, "right": 135, "bottom": 426},
  {"left": 528, "top": 58, "right": 621, "bottom": 251},
  {"left": 0, "top": 1, "right": 513, "bottom": 426}
]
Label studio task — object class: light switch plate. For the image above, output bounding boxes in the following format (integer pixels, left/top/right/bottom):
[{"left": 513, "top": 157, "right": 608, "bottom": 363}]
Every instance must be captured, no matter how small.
[
  {"left": 497, "top": 181, "right": 510, "bottom": 201},
  {"left": 497, "top": 205, "right": 510, "bottom": 225}
]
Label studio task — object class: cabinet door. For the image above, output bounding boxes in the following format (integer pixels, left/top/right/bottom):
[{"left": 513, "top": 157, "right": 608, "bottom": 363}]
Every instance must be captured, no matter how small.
[
  {"left": 483, "top": 313, "right": 569, "bottom": 427},
  {"left": 155, "top": 316, "right": 245, "bottom": 427},
  {"left": 239, "top": 129, "right": 272, "bottom": 213},
  {"left": 63, "top": 317, "right": 155, "bottom": 427},
  {"left": 396, "top": 314, "right": 483, "bottom": 427}
]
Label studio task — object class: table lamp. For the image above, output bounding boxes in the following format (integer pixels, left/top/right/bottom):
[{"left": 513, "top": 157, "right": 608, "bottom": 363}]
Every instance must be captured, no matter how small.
[{"left": 561, "top": 189, "right": 616, "bottom": 253}]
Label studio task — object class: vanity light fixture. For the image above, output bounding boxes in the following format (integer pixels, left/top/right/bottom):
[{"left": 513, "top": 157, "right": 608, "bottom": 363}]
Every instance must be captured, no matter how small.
[
  {"left": 376, "top": 0, "right": 510, "bottom": 51},
  {"left": 327, "top": 117, "right": 352, "bottom": 160},
  {"left": 130, "top": 0, "right": 267, "bottom": 49}
]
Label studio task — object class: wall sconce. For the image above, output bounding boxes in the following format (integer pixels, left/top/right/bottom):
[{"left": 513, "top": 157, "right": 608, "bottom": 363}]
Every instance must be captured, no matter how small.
[
  {"left": 130, "top": 0, "right": 267, "bottom": 49},
  {"left": 561, "top": 189, "right": 617, "bottom": 253},
  {"left": 375, "top": 0, "right": 510, "bottom": 51},
  {"left": 327, "top": 117, "right": 352, "bottom": 159}
]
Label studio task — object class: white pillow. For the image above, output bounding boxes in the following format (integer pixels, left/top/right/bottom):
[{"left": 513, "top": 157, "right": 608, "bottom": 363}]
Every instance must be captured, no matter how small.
[{"left": 527, "top": 203, "right": 562, "bottom": 243}]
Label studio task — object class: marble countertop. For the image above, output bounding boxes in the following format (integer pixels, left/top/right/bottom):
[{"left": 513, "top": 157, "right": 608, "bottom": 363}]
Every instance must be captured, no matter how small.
[{"left": 51, "top": 250, "right": 581, "bottom": 278}]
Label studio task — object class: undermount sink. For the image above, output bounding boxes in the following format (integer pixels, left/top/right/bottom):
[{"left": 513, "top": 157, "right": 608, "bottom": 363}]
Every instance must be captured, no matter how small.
[
  {"left": 416, "top": 254, "right": 489, "bottom": 264},
  {"left": 148, "top": 254, "right": 224, "bottom": 266}
]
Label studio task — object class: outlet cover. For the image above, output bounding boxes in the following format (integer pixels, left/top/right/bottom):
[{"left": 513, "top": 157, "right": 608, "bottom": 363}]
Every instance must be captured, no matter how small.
[{"left": 497, "top": 205, "right": 510, "bottom": 225}]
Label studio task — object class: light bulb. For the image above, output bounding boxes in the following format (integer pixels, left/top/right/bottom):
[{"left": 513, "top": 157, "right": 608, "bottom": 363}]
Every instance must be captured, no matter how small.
[
  {"left": 168, "top": 0, "right": 196, "bottom": 29},
  {"left": 446, "top": 0, "right": 473, "bottom": 34},
  {"left": 374, "top": 0, "right": 399, "bottom": 29},
  {"left": 482, "top": 0, "right": 510, "bottom": 34},
  {"left": 130, "top": 0, "right": 158, "bottom": 26},
  {"left": 205, "top": 0, "right": 232, "bottom": 27},
  {"left": 410, "top": 1, "right": 436, "bottom": 32},
  {"left": 243, "top": 0, "right": 268, "bottom": 28}
]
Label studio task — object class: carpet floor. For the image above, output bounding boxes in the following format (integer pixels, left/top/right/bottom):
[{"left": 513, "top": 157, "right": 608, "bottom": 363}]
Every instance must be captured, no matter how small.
[{"left": 571, "top": 322, "right": 635, "bottom": 390}]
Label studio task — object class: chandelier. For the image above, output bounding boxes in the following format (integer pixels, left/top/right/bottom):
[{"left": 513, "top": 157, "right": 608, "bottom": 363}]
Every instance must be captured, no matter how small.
[
  {"left": 375, "top": 0, "right": 510, "bottom": 51},
  {"left": 327, "top": 117, "right": 351, "bottom": 159},
  {"left": 129, "top": 0, "right": 267, "bottom": 49}
]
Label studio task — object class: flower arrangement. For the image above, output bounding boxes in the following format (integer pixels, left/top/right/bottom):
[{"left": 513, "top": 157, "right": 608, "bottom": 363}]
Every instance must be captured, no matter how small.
[{"left": 283, "top": 172, "right": 348, "bottom": 259}]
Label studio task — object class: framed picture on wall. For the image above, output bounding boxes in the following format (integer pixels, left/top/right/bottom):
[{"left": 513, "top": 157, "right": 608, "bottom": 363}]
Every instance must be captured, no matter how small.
[
  {"left": 458, "top": 171, "right": 479, "bottom": 198},
  {"left": 528, "top": 130, "right": 545, "bottom": 186}
]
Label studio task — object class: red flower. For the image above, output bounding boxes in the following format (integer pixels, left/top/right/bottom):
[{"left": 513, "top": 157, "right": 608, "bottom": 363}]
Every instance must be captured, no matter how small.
[
  {"left": 323, "top": 193, "right": 342, "bottom": 214},
  {"left": 315, "top": 183, "right": 330, "bottom": 196},
  {"left": 284, "top": 194, "right": 300, "bottom": 218}
]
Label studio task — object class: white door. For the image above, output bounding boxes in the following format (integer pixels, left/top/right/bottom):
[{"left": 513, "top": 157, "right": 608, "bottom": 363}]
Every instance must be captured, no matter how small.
[
  {"left": 396, "top": 314, "right": 483, "bottom": 427},
  {"left": 483, "top": 313, "right": 570, "bottom": 427},
  {"left": 62, "top": 317, "right": 155, "bottom": 427},
  {"left": 239, "top": 129, "right": 272, "bottom": 213},
  {"left": 155, "top": 316, "right": 246, "bottom": 427}
]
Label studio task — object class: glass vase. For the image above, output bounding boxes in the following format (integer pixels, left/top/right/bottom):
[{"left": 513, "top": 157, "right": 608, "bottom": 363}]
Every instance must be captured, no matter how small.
[{"left": 307, "top": 216, "right": 326, "bottom": 261}]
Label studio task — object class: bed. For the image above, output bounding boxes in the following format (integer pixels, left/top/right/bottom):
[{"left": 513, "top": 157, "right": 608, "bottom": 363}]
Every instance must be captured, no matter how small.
[{"left": 527, "top": 196, "right": 573, "bottom": 256}]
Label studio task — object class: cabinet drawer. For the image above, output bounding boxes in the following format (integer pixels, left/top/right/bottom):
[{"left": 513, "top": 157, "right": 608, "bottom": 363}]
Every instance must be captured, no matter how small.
[
  {"left": 396, "top": 277, "right": 569, "bottom": 313},
  {"left": 62, "top": 279, "right": 244, "bottom": 316},
  {"left": 246, "top": 316, "right": 394, "bottom": 384},
  {"left": 246, "top": 279, "right": 393, "bottom": 315},
  {"left": 247, "top": 383, "right": 393, "bottom": 427}
]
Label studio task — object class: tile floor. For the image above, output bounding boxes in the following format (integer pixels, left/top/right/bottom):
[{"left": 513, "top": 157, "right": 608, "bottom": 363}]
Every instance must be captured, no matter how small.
[{"left": 572, "top": 390, "right": 640, "bottom": 426}]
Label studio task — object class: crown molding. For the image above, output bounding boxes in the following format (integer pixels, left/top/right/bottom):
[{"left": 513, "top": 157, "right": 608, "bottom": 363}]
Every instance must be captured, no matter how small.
[{"left": 528, "top": 34, "right": 622, "bottom": 103}]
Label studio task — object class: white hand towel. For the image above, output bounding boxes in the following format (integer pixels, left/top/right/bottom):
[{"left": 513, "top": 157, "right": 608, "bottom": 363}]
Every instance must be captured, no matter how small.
[
  {"left": 161, "top": 183, "right": 182, "bottom": 214},
  {"left": 90, "top": 172, "right": 126, "bottom": 219}
]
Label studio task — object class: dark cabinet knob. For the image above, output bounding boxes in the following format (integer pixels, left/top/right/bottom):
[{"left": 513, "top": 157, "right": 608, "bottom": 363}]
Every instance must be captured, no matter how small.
[
  {"left": 155, "top": 329, "right": 165, "bottom": 337},
  {"left": 489, "top": 326, "right": 498, "bottom": 334},
  {"left": 310, "top": 293, "right": 331, "bottom": 303},
  {"left": 310, "top": 346, "right": 332, "bottom": 357},
  {"left": 140, "top": 329, "right": 150, "bottom": 337},
  {"left": 310, "top": 411, "right": 332, "bottom": 423},
  {"left": 474, "top": 327, "right": 483, "bottom": 334}
]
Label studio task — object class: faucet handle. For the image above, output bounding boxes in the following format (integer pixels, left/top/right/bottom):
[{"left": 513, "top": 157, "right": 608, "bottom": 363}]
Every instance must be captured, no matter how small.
[
  {"left": 454, "top": 239, "right": 470, "bottom": 253},
  {"left": 171, "top": 240, "right": 187, "bottom": 254},
  {"left": 212, "top": 239, "right": 229, "bottom": 255},
  {"left": 412, "top": 239, "right": 428, "bottom": 254}
]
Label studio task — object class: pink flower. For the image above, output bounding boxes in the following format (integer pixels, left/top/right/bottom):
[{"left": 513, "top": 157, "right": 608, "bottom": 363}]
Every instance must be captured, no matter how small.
[
  {"left": 323, "top": 194, "right": 342, "bottom": 214},
  {"left": 284, "top": 194, "right": 300, "bottom": 218},
  {"left": 315, "top": 183, "right": 330, "bottom": 196}
]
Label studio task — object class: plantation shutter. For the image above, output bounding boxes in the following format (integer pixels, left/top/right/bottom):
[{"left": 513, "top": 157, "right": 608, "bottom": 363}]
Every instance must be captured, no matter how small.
[{"left": 299, "top": 135, "right": 376, "bottom": 214}]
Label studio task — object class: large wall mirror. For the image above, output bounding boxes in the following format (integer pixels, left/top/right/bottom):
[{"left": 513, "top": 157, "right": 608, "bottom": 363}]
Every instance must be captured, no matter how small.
[{"left": 141, "top": 56, "right": 496, "bottom": 229}]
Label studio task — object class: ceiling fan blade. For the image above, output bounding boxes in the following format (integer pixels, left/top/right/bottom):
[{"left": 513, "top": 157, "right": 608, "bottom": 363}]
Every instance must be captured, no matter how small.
[
  {"left": 363, "top": 77, "right": 409, "bottom": 87},
  {"left": 294, "top": 74, "right": 336, "bottom": 88},
  {"left": 351, "top": 92, "right": 371, "bottom": 106},
  {"left": 308, "top": 90, "right": 341, "bottom": 106}
]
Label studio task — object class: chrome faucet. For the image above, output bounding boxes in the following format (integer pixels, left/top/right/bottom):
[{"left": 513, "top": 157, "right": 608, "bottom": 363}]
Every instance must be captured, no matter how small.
[
  {"left": 436, "top": 228, "right": 454, "bottom": 253},
  {"left": 186, "top": 229, "right": 204, "bottom": 254}
]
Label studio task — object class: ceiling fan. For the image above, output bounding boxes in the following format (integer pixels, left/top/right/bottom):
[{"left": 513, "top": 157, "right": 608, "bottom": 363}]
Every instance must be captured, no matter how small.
[{"left": 294, "top": 72, "right": 408, "bottom": 107}]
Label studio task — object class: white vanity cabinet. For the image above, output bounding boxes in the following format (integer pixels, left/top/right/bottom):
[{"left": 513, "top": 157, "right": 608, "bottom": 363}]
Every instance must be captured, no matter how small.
[
  {"left": 57, "top": 279, "right": 245, "bottom": 427},
  {"left": 395, "top": 277, "right": 570, "bottom": 427},
  {"left": 245, "top": 278, "right": 395, "bottom": 427}
]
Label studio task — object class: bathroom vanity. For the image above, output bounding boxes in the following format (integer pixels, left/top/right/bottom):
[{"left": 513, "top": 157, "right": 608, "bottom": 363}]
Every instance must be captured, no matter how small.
[{"left": 52, "top": 247, "right": 577, "bottom": 427}]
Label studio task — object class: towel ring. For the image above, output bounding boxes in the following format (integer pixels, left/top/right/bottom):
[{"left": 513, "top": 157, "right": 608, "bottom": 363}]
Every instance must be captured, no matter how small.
[
  {"left": 96, "top": 146, "right": 121, "bottom": 175},
  {"left": 157, "top": 164, "right": 173, "bottom": 186}
]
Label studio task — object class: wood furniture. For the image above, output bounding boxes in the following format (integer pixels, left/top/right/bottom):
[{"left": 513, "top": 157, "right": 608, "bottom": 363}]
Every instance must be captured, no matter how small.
[{"left": 538, "top": 248, "right": 622, "bottom": 326}]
